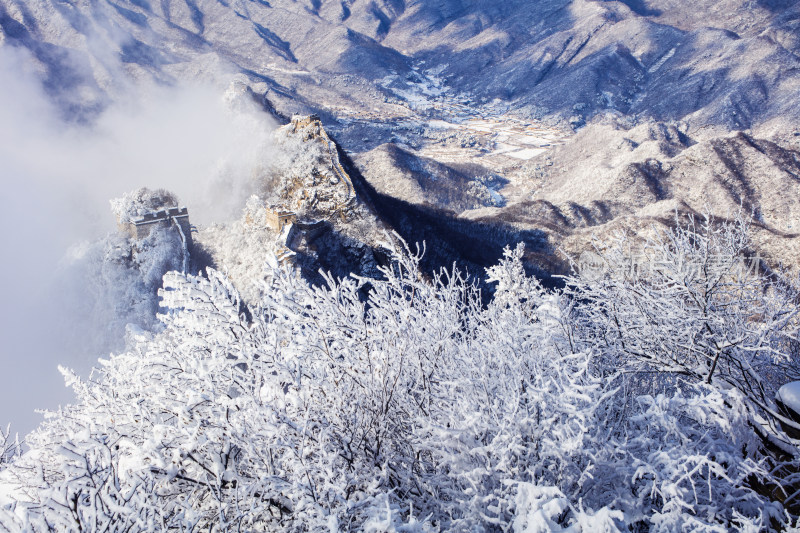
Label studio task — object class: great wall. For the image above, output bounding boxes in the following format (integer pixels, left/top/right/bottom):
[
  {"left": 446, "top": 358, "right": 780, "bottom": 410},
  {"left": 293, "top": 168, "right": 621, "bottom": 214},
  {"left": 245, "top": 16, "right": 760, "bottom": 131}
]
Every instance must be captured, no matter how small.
[
  {"left": 117, "top": 205, "right": 193, "bottom": 274},
  {"left": 260, "top": 114, "right": 360, "bottom": 264},
  {"left": 115, "top": 116, "right": 358, "bottom": 270}
]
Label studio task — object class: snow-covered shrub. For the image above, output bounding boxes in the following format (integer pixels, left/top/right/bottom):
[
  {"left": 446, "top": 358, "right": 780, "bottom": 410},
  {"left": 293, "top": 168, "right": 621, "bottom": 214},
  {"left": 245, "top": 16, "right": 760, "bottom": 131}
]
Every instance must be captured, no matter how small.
[
  {"left": 414, "top": 243, "right": 610, "bottom": 528},
  {"left": 565, "top": 213, "right": 800, "bottom": 527},
  {"left": 258, "top": 125, "right": 327, "bottom": 207},
  {"left": 568, "top": 215, "right": 799, "bottom": 398},
  {"left": 52, "top": 225, "right": 185, "bottom": 358},
  {"left": 110, "top": 188, "right": 179, "bottom": 224},
  {"left": 512, "top": 484, "right": 623, "bottom": 533},
  {"left": 0, "top": 427, "right": 19, "bottom": 472},
  {"left": 0, "top": 238, "right": 617, "bottom": 531},
  {"left": 1, "top": 217, "right": 798, "bottom": 531}
]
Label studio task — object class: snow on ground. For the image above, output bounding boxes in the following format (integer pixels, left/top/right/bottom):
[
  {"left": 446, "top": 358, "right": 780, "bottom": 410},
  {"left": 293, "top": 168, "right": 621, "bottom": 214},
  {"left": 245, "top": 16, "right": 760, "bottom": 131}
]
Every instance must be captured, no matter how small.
[
  {"left": 461, "top": 119, "right": 566, "bottom": 160},
  {"left": 412, "top": 117, "right": 567, "bottom": 169},
  {"left": 778, "top": 381, "right": 800, "bottom": 414},
  {"left": 335, "top": 65, "right": 571, "bottom": 212},
  {"left": 507, "top": 147, "right": 549, "bottom": 160},
  {"left": 352, "top": 65, "right": 570, "bottom": 165}
]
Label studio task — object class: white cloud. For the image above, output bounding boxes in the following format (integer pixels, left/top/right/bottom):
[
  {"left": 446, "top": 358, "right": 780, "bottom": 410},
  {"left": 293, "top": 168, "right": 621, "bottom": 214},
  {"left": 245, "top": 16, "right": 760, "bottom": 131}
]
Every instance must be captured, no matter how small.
[{"left": 0, "top": 45, "right": 277, "bottom": 436}]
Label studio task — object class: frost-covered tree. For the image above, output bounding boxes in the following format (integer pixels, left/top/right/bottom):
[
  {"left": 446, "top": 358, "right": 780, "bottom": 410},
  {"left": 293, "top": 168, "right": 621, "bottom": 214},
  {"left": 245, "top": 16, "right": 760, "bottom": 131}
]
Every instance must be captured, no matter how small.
[
  {"left": 566, "top": 214, "right": 800, "bottom": 527},
  {"left": 110, "top": 188, "right": 179, "bottom": 224},
  {"left": 0, "top": 238, "right": 618, "bottom": 531},
  {"left": 0, "top": 221, "right": 797, "bottom": 531},
  {"left": 53, "top": 224, "right": 185, "bottom": 358},
  {"left": 52, "top": 187, "right": 189, "bottom": 359},
  {"left": 569, "top": 215, "right": 799, "bottom": 408},
  {"left": 0, "top": 427, "right": 19, "bottom": 471}
]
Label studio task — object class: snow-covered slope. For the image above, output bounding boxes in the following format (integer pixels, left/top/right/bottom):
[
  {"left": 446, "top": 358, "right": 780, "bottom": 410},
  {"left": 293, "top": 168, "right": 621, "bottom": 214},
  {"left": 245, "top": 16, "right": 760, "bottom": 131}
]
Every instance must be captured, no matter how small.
[
  {"left": 5, "top": 3, "right": 800, "bottom": 529},
  {"left": 3, "top": 0, "right": 800, "bottom": 276},
  {"left": 3, "top": 0, "right": 800, "bottom": 130},
  {"left": 195, "top": 115, "right": 389, "bottom": 303}
]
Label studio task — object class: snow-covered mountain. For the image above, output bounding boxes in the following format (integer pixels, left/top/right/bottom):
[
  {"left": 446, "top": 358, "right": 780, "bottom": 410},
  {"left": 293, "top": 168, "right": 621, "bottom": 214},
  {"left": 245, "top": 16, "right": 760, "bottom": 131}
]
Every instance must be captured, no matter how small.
[
  {"left": 4, "top": 0, "right": 800, "bottom": 276},
  {"left": 5, "top": 1, "right": 800, "bottom": 531},
  {"left": 3, "top": 0, "right": 800, "bottom": 129}
]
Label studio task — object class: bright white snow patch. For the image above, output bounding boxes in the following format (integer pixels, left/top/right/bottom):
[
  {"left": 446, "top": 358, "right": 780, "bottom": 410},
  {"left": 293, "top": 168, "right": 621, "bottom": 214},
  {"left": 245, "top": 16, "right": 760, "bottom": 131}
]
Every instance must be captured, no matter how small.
[
  {"left": 648, "top": 47, "right": 676, "bottom": 73},
  {"left": 507, "top": 147, "right": 548, "bottom": 160},
  {"left": 778, "top": 381, "right": 800, "bottom": 414}
]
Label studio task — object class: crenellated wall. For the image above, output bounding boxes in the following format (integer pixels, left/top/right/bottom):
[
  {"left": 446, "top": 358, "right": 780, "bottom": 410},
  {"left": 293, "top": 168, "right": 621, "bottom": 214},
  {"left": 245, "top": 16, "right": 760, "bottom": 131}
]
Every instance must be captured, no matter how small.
[{"left": 120, "top": 207, "right": 193, "bottom": 246}]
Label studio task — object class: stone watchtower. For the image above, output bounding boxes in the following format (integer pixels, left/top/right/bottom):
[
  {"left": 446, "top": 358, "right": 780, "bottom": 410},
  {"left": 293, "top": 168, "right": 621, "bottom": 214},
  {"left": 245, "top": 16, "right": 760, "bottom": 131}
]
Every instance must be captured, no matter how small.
[
  {"left": 290, "top": 114, "right": 322, "bottom": 139},
  {"left": 119, "top": 207, "right": 193, "bottom": 247},
  {"left": 264, "top": 205, "right": 297, "bottom": 232}
]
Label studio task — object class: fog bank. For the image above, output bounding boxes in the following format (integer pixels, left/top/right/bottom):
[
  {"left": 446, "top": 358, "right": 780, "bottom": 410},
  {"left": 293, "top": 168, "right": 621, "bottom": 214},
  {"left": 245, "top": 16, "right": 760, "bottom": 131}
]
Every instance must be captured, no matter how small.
[{"left": 0, "top": 46, "right": 277, "bottom": 437}]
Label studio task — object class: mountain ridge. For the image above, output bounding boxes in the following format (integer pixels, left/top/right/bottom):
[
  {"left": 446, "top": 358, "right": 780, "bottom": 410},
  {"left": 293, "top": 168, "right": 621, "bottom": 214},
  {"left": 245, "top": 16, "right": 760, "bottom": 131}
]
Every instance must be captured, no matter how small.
[{"left": 3, "top": 0, "right": 800, "bottom": 276}]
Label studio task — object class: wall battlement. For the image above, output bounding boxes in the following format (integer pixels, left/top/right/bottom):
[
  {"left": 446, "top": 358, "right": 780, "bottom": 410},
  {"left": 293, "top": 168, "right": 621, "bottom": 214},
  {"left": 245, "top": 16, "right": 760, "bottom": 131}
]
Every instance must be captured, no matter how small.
[
  {"left": 133, "top": 207, "right": 189, "bottom": 224},
  {"left": 290, "top": 114, "right": 322, "bottom": 139},
  {"left": 119, "top": 206, "right": 192, "bottom": 244}
]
